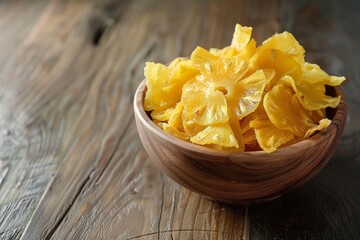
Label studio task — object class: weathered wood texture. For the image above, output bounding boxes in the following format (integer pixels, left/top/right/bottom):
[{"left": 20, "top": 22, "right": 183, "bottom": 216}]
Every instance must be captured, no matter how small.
[{"left": 0, "top": 0, "right": 358, "bottom": 239}]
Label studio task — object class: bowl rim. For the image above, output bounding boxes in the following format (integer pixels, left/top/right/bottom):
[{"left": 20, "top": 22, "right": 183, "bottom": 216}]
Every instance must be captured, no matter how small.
[{"left": 134, "top": 79, "right": 346, "bottom": 162}]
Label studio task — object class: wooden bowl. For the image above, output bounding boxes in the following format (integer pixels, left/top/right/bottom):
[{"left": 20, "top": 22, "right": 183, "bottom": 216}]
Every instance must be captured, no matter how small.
[{"left": 134, "top": 80, "right": 347, "bottom": 204}]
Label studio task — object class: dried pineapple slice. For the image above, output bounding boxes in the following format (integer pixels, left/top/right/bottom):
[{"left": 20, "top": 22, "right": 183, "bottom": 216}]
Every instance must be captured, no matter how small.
[
  {"left": 168, "top": 101, "right": 184, "bottom": 131},
  {"left": 144, "top": 63, "right": 172, "bottom": 111},
  {"left": 228, "top": 70, "right": 266, "bottom": 119},
  {"left": 301, "top": 63, "right": 346, "bottom": 86},
  {"left": 190, "top": 48, "right": 266, "bottom": 121},
  {"left": 231, "top": 24, "right": 253, "bottom": 50},
  {"left": 250, "top": 119, "right": 294, "bottom": 153},
  {"left": 191, "top": 46, "right": 220, "bottom": 65},
  {"left": 144, "top": 59, "right": 199, "bottom": 112},
  {"left": 144, "top": 24, "right": 345, "bottom": 152},
  {"left": 190, "top": 122, "right": 239, "bottom": 148},
  {"left": 159, "top": 122, "right": 189, "bottom": 141},
  {"left": 264, "top": 83, "right": 329, "bottom": 138},
  {"left": 245, "top": 104, "right": 293, "bottom": 152},
  {"left": 258, "top": 32, "right": 305, "bottom": 64},
  {"left": 209, "top": 24, "right": 256, "bottom": 61},
  {"left": 209, "top": 46, "right": 237, "bottom": 59},
  {"left": 229, "top": 120, "right": 245, "bottom": 151},
  {"left": 182, "top": 116, "right": 206, "bottom": 137},
  {"left": 279, "top": 75, "right": 341, "bottom": 111},
  {"left": 151, "top": 107, "right": 175, "bottom": 122},
  {"left": 182, "top": 78, "right": 229, "bottom": 126},
  {"left": 250, "top": 49, "right": 302, "bottom": 89},
  {"left": 305, "top": 118, "right": 331, "bottom": 138},
  {"left": 164, "top": 59, "right": 200, "bottom": 93}
]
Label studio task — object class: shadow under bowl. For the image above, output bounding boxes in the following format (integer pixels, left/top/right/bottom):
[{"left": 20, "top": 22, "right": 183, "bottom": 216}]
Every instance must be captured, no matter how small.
[{"left": 134, "top": 80, "right": 347, "bottom": 204}]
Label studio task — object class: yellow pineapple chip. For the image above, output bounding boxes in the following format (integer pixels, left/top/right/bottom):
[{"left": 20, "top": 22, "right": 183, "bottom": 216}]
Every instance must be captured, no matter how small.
[
  {"left": 191, "top": 46, "right": 219, "bottom": 65},
  {"left": 231, "top": 24, "right": 253, "bottom": 50},
  {"left": 250, "top": 49, "right": 302, "bottom": 88},
  {"left": 239, "top": 38, "right": 257, "bottom": 61},
  {"left": 168, "top": 101, "right": 184, "bottom": 131},
  {"left": 301, "top": 63, "right": 329, "bottom": 84},
  {"left": 250, "top": 119, "right": 294, "bottom": 153},
  {"left": 229, "top": 70, "right": 266, "bottom": 119},
  {"left": 190, "top": 122, "right": 239, "bottom": 148},
  {"left": 164, "top": 59, "right": 200, "bottom": 94},
  {"left": 210, "top": 39, "right": 256, "bottom": 61},
  {"left": 328, "top": 76, "right": 346, "bottom": 86},
  {"left": 151, "top": 107, "right": 175, "bottom": 122},
  {"left": 182, "top": 78, "right": 229, "bottom": 126},
  {"left": 301, "top": 63, "right": 346, "bottom": 86},
  {"left": 190, "top": 50, "right": 265, "bottom": 121},
  {"left": 264, "top": 83, "right": 330, "bottom": 138},
  {"left": 199, "top": 54, "right": 248, "bottom": 81},
  {"left": 209, "top": 46, "right": 237, "bottom": 58},
  {"left": 305, "top": 118, "right": 331, "bottom": 138},
  {"left": 258, "top": 32, "right": 305, "bottom": 64},
  {"left": 209, "top": 24, "right": 256, "bottom": 61},
  {"left": 144, "top": 62, "right": 172, "bottom": 111},
  {"left": 279, "top": 75, "right": 341, "bottom": 111},
  {"left": 144, "top": 24, "right": 345, "bottom": 152},
  {"left": 144, "top": 60, "right": 199, "bottom": 112},
  {"left": 229, "top": 120, "right": 245, "bottom": 151},
  {"left": 263, "top": 68, "right": 276, "bottom": 84},
  {"left": 159, "top": 122, "right": 189, "bottom": 141},
  {"left": 182, "top": 116, "right": 206, "bottom": 137},
  {"left": 240, "top": 115, "right": 252, "bottom": 135},
  {"left": 168, "top": 57, "right": 185, "bottom": 68},
  {"left": 309, "top": 108, "right": 326, "bottom": 123}
]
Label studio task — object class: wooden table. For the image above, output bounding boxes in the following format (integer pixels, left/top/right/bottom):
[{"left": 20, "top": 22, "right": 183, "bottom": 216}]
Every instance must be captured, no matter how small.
[{"left": 0, "top": 0, "right": 359, "bottom": 239}]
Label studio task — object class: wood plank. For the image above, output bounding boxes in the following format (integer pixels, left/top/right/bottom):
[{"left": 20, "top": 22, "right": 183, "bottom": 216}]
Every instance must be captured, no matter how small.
[
  {"left": 0, "top": 0, "right": 50, "bottom": 67},
  {"left": 0, "top": 0, "right": 106, "bottom": 238},
  {"left": 19, "top": 0, "right": 281, "bottom": 239},
  {"left": 0, "top": 0, "right": 358, "bottom": 239},
  {"left": 0, "top": 1, "right": 69, "bottom": 239}
]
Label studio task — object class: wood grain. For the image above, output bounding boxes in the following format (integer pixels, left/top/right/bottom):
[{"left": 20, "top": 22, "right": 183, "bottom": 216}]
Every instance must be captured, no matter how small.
[{"left": 0, "top": 0, "right": 359, "bottom": 239}]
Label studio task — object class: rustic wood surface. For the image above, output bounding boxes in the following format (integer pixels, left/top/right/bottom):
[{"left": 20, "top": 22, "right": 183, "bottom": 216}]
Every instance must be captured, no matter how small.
[{"left": 0, "top": 0, "right": 359, "bottom": 239}]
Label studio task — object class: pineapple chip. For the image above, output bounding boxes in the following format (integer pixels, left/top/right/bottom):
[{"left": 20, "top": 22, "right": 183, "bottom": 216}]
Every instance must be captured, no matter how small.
[{"left": 144, "top": 24, "right": 345, "bottom": 153}]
